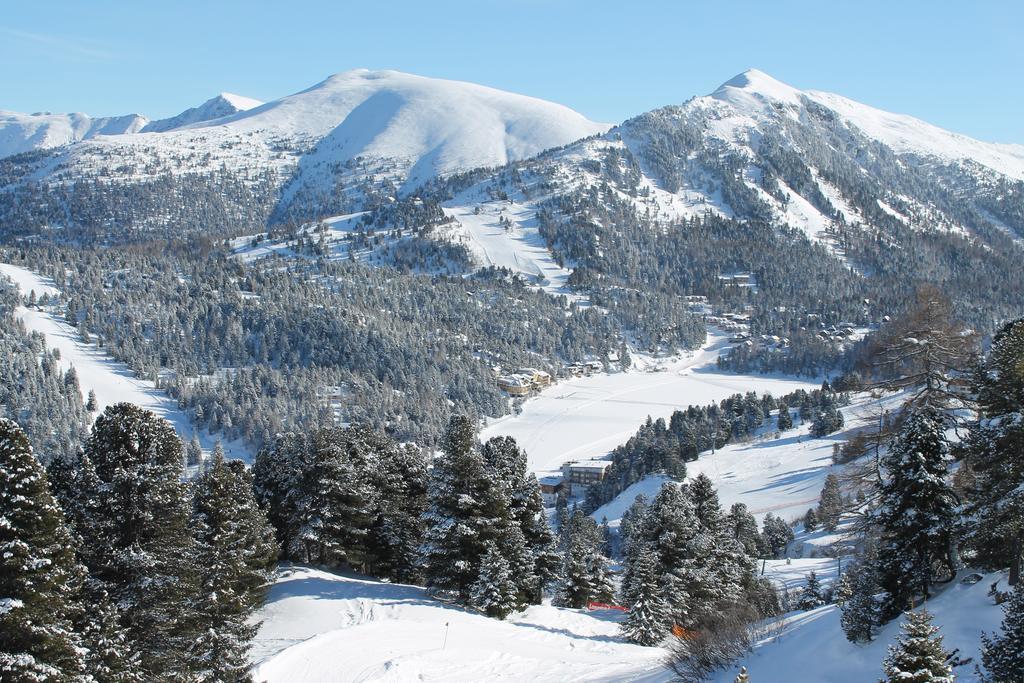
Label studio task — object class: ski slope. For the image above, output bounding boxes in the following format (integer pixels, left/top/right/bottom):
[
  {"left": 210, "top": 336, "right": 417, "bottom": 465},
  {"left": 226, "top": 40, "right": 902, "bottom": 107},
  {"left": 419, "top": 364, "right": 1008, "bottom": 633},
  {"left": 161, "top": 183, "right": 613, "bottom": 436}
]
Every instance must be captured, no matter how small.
[
  {"left": 251, "top": 565, "right": 667, "bottom": 683},
  {"left": 0, "top": 262, "right": 246, "bottom": 460},
  {"left": 442, "top": 191, "right": 577, "bottom": 295},
  {"left": 481, "top": 334, "right": 818, "bottom": 476}
]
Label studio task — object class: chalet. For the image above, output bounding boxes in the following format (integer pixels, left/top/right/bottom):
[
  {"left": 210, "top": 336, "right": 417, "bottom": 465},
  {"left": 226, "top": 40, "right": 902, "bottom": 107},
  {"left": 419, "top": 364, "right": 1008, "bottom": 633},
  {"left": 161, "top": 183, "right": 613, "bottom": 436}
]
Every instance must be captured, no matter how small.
[
  {"left": 518, "top": 368, "right": 552, "bottom": 387},
  {"left": 538, "top": 475, "right": 565, "bottom": 506}
]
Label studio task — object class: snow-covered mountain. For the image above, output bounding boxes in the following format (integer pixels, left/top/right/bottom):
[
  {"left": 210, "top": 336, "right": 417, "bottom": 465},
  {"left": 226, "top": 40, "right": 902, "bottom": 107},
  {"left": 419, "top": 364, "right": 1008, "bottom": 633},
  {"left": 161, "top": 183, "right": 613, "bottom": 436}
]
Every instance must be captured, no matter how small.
[
  {"left": 2, "top": 68, "right": 1022, "bottom": 250},
  {"left": 141, "top": 92, "right": 263, "bottom": 133},
  {"left": 0, "top": 70, "right": 609, "bottom": 235},
  {"left": 0, "top": 109, "right": 148, "bottom": 158}
]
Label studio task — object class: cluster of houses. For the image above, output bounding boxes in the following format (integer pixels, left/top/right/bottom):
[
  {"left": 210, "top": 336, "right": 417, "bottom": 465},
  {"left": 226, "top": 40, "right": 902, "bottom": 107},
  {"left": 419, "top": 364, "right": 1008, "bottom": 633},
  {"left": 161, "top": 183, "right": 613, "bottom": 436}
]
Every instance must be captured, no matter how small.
[
  {"left": 816, "top": 322, "right": 860, "bottom": 343},
  {"left": 537, "top": 459, "right": 613, "bottom": 506},
  {"left": 564, "top": 360, "right": 605, "bottom": 377},
  {"left": 495, "top": 367, "right": 552, "bottom": 396}
]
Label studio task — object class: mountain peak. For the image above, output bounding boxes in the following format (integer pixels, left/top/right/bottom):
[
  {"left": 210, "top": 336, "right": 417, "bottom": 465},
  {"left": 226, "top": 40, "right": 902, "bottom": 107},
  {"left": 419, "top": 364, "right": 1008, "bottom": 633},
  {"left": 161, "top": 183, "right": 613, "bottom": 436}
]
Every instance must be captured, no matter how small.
[{"left": 712, "top": 68, "right": 804, "bottom": 107}]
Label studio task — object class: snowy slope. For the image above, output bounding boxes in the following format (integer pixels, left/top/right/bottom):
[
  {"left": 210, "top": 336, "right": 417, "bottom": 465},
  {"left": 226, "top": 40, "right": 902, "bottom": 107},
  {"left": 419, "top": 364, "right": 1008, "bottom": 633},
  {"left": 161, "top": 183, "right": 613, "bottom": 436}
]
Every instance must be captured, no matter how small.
[
  {"left": 0, "top": 262, "right": 246, "bottom": 461},
  {"left": 141, "top": 92, "right": 263, "bottom": 133},
  {"left": 252, "top": 565, "right": 666, "bottom": 683},
  {"left": 715, "top": 68, "right": 1024, "bottom": 180},
  {"left": 589, "top": 390, "right": 898, "bottom": 528},
  {"left": 0, "top": 109, "right": 148, "bottom": 158},
  {"left": 710, "top": 571, "right": 1006, "bottom": 683}
]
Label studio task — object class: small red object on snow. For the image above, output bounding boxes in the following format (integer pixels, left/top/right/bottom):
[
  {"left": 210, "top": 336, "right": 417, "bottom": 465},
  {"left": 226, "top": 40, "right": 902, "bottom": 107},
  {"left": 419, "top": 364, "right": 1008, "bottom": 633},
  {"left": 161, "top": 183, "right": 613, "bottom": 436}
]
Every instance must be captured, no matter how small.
[{"left": 586, "top": 601, "right": 629, "bottom": 612}]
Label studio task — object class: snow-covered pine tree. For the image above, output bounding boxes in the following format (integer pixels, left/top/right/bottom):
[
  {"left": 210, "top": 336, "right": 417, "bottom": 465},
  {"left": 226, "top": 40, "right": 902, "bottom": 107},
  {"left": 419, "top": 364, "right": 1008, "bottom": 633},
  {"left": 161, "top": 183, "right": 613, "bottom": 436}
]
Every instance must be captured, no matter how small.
[
  {"left": 186, "top": 434, "right": 203, "bottom": 467},
  {"left": 481, "top": 436, "right": 558, "bottom": 600},
  {"left": 469, "top": 541, "right": 519, "bottom": 619},
  {"left": 252, "top": 431, "right": 306, "bottom": 551},
  {"left": 979, "top": 579, "right": 1024, "bottom": 682},
  {"left": 880, "top": 609, "right": 954, "bottom": 683},
  {"left": 777, "top": 401, "right": 793, "bottom": 431},
  {"left": 86, "top": 389, "right": 98, "bottom": 413},
  {"left": 370, "top": 440, "right": 428, "bottom": 583},
  {"left": 555, "top": 511, "right": 614, "bottom": 609},
  {"left": 818, "top": 474, "right": 843, "bottom": 532},
  {"left": 620, "top": 546, "right": 669, "bottom": 646},
  {"left": 839, "top": 560, "right": 881, "bottom": 644},
  {"left": 78, "top": 587, "right": 140, "bottom": 682},
  {"left": 725, "top": 502, "right": 762, "bottom": 557},
  {"left": 421, "top": 416, "right": 510, "bottom": 600},
  {"left": 804, "top": 508, "right": 819, "bottom": 532},
  {"left": 761, "top": 513, "right": 794, "bottom": 558},
  {"left": 619, "top": 493, "right": 649, "bottom": 556},
  {"left": 876, "top": 407, "right": 958, "bottom": 617},
  {"left": 187, "top": 451, "right": 278, "bottom": 681},
  {"left": 796, "top": 571, "right": 826, "bottom": 610},
  {"left": 963, "top": 318, "right": 1024, "bottom": 586},
  {"left": 640, "top": 483, "right": 699, "bottom": 622},
  {"left": 0, "top": 418, "right": 87, "bottom": 681},
  {"left": 77, "top": 403, "right": 200, "bottom": 681}
]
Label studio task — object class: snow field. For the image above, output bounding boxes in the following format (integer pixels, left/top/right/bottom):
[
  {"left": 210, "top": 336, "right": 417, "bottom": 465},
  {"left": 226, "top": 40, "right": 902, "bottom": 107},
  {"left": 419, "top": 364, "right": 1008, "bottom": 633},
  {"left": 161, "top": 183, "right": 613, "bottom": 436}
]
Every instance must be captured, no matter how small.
[
  {"left": 251, "top": 565, "right": 666, "bottom": 683},
  {"left": 482, "top": 333, "right": 818, "bottom": 477}
]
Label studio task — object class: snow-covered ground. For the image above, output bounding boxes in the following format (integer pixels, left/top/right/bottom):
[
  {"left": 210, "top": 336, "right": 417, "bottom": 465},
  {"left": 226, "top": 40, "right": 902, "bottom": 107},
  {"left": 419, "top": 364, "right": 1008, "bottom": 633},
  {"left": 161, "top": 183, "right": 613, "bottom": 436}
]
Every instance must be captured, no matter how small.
[
  {"left": 251, "top": 563, "right": 1007, "bottom": 682},
  {"left": 708, "top": 570, "right": 1007, "bottom": 683},
  {"left": 0, "top": 262, "right": 246, "bottom": 460},
  {"left": 251, "top": 565, "right": 667, "bottom": 683},
  {"left": 441, "top": 191, "right": 578, "bottom": 296},
  {"left": 482, "top": 334, "right": 818, "bottom": 476}
]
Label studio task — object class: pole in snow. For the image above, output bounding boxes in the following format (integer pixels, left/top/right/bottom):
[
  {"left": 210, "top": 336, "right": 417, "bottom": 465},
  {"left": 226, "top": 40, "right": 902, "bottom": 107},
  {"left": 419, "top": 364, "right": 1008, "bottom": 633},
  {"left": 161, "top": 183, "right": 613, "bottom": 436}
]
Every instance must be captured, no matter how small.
[{"left": 442, "top": 622, "right": 450, "bottom": 650}]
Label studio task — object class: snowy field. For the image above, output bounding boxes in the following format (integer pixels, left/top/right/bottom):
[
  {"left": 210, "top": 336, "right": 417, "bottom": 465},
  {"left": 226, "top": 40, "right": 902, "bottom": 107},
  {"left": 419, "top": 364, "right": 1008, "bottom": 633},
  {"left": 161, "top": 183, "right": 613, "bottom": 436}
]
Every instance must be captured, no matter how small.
[
  {"left": 482, "top": 334, "right": 818, "bottom": 476},
  {"left": 251, "top": 565, "right": 667, "bottom": 683},
  {"left": 250, "top": 563, "right": 1007, "bottom": 683},
  {"left": 0, "top": 262, "right": 246, "bottom": 460}
]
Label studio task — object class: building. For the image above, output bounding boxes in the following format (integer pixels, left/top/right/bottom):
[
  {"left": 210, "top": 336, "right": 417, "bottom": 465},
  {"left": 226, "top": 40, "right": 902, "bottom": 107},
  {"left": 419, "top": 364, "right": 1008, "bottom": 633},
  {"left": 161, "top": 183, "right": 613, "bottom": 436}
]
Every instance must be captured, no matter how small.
[
  {"left": 497, "top": 375, "right": 532, "bottom": 396},
  {"left": 561, "top": 460, "right": 612, "bottom": 496},
  {"left": 538, "top": 475, "right": 565, "bottom": 506}
]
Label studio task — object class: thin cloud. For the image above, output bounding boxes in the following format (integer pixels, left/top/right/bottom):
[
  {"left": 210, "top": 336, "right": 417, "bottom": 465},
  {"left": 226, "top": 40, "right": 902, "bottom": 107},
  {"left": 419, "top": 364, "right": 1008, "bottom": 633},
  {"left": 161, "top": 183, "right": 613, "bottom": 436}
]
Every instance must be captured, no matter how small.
[{"left": 1, "top": 27, "right": 115, "bottom": 61}]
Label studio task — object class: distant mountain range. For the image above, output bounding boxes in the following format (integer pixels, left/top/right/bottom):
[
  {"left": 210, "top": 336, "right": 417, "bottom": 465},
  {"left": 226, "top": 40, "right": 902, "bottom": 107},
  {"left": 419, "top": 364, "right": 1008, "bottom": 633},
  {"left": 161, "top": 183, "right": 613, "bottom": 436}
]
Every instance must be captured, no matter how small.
[{"left": 0, "top": 68, "right": 1021, "bottom": 252}]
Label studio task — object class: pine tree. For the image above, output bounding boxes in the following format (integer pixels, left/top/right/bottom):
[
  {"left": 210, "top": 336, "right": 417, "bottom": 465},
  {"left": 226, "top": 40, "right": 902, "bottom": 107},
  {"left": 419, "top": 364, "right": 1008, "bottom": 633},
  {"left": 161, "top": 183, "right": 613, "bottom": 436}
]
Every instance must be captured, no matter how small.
[
  {"left": 840, "top": 558, "right": 881, "bottom": 644},
  {"left": 777, "top": 401, "right": 793, "bottom": 431},
  {"left": 469, "top": 541, "right": 519, "bottom": 619},
  {"left": 0, "top": 418, "right": 87, "bottom": 682},
  {"left": 421, "top": 416, "right": 509, "bottom": 600},
  {"left": 555, "top": 511, "right": 613, "bottom": 609},
  {"left": 964, "top": 318, "right": 1024, "bottom": 585},
  {"left": 761, "top": 513, "right": 794, "bottom": 559},
  {"left": 186, "top": 434, "right": 203, "bottom": 467},
  {"left": 620, "top": 546, "right": 669, "bottom": 646},
  {"left": 725, "top": 502, "right": 762, "bottom": 557},
  {"left": 880, "top": 609, "right": 954, "bottom": 683},
  {"left": 188, "top": 451, "right": 278, "bottom": 681},
  {"left": 876, "top": 407, "right": 958, "bottom": 617},
  {"left": 482, "top": 436, "right": 557, "bottom": 599},
  {"left": 76, "top": 403, "right": 199, "bottom": 681},
  {"left": 86, "top": 389, "right": 98, "bottom": 412},
  {"left": 370, "top": 441, "right": 428, "bottom": 583},
  {"left": 796, "top": 571, "right": 825, "bottom": 610},
  {"left": 979, "top": 580, "right": 1024, "bottom": 683},
  {"left": 818, "top": 474, "right": 843, "bottom": 532},
  {"left": 804, "top": 508, "right": 819, "bottom": 532}
]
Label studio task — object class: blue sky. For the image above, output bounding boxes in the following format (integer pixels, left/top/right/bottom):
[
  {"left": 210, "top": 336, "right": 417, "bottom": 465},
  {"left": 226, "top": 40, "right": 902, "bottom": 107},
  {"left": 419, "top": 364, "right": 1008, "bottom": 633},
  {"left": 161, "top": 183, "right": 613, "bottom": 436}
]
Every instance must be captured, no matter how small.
[{"left": 2, "top": 1, "right": 1021, "bottom": 142}]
